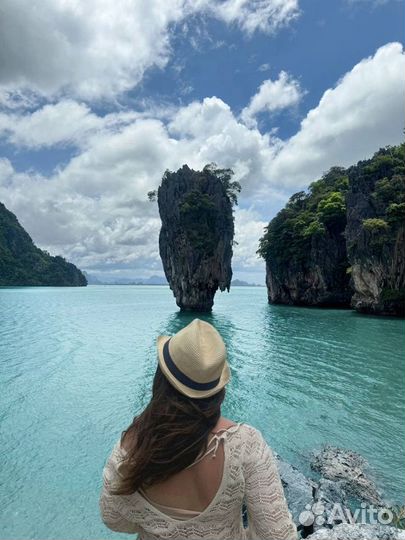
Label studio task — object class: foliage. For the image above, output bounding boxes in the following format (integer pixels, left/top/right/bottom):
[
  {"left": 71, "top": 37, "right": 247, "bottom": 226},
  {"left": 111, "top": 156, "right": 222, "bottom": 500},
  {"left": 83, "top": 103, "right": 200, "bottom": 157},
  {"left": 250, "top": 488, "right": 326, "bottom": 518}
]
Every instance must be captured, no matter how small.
[
  {"left": 258, "top": 143, "right": 405, "bottom": 269},
  {"left": 302, "top": 220, "right": 326, "bottom": 238},
  {"left": 387, "top": 202, "right": 405, "bottom": 223},
  {"left": 258, "top": 167, "right": 349, "bottom": 262},
  {"left": 317, "top": 191, "right": 346, "bottom": 225},
  {"left": 0, "top": 202, "right": 87, "bottom": 286},
  {"left": 179, "top": 190, "right": 219, "bottom": 254},
  {"left": 373, "top": 176, "right": 402, "bottom": 205},
  {"left": 155, "top": 164, "right": 239, "bottom": 258},
  {"left": 362, "top": 218, "right": 389, "bottom": 232},
  {"left": 381, "top": 288, "right": 405, "bottom": 302},
  {"left": 348, "top": 143, "right": 405, "bottom": 257},
  {"left": 203, "top": 163, "right": 241, "bottom": 206},
  {"left": 149, "top": 164, "right": 241, "bottom": 207}
]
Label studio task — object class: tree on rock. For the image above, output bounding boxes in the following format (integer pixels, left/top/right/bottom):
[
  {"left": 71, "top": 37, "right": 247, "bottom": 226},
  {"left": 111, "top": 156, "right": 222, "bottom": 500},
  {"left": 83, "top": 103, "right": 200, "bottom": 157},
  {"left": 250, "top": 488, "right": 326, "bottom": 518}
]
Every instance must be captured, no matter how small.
[{"left": 152, "top": 164, "right": 240, "bottom": 311}]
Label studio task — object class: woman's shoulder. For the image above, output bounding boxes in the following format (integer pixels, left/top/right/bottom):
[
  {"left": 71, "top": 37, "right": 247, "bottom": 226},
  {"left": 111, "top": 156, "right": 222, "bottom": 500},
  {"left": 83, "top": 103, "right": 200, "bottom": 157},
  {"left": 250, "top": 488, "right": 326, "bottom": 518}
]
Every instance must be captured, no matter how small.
[
  {"left": 235, "top": 423, "right": 275, "bottom": 454},
  {"left": 238, "top": 422, "right": 264, "bottom": 438}
]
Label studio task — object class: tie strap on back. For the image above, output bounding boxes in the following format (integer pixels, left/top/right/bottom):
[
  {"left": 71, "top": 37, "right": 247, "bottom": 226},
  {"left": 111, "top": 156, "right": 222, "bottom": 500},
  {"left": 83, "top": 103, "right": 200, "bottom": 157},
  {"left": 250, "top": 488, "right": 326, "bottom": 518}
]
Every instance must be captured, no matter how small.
[{"left": 186, "top": 423, "right": 242, "bottom": 469}]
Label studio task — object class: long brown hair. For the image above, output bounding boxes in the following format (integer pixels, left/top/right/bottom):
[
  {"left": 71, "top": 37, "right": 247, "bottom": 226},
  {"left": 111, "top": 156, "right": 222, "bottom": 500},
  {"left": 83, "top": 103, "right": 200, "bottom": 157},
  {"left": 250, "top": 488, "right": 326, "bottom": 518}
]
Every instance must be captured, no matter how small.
[{"left": 111, "top": 365, "right": 225, "bottom": 495}]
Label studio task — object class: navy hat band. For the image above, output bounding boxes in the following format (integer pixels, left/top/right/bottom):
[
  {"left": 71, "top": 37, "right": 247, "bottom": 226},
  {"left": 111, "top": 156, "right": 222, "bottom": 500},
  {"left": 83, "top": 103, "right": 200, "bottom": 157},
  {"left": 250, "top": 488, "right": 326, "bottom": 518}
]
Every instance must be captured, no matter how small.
[{"left": 163, "top": 339, "right": 220, "bottom": 392}]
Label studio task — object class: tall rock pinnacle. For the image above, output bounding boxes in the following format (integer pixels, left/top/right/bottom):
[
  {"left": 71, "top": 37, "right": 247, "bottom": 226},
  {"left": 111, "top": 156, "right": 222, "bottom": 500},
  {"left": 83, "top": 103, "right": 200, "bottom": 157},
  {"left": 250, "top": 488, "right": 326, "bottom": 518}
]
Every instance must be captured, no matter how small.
[{"left": 153, "top": 164, "right": 240, "bottom": 311}]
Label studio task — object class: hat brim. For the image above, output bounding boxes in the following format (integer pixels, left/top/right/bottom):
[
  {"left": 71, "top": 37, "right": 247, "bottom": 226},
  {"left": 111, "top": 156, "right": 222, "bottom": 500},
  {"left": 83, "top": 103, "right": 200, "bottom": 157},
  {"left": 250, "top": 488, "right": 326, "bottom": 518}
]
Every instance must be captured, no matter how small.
[{"left": 157, "top": 335, "right": 230, "bottom": 399}]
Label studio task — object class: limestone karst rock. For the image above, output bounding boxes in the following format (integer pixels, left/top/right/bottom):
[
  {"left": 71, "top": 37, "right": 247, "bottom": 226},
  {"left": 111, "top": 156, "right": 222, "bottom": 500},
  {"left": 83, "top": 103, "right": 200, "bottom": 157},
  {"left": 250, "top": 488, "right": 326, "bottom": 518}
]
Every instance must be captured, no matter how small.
[
  {"left": 345, "top": 145, "right": 405, "bottom": 316},
  {"left": 259, "top": 144, "right": 405, "bottom": 316},
  {"left": 155, "top": 164, "right": 239, "bottom": 311},
  {"left": 258, "top": 167, "right": 352, "bottom": 308}
]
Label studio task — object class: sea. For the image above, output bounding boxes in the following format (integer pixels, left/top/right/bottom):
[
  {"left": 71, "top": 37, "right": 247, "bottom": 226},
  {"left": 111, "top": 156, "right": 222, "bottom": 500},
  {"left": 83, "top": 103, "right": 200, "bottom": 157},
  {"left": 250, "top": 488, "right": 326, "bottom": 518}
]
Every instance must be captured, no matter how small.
[{"left": 0, "top": 285, "right": 404, "bottom": 538}]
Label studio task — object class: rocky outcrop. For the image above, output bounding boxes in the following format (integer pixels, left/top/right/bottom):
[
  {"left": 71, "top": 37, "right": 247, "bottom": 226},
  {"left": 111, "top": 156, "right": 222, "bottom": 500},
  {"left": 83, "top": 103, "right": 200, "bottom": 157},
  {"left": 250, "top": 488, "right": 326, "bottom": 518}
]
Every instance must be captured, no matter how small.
[
  {"left": 346, "top": 146, "right": 405, "bottom": 316},
  {"left": 259, "top": 168, "right": 352, "bottom": 308},
  {"left": 156, "top": 164, "right": 238, "bottom": 311},
  {"left": 307, "top": 524, "right": 405, "bottom": 540},
  {"left": 265, "top": 224, "right": 351, "bottom": 307},
  {"left": 0, "top": 201, "right": 87, "bottom": 286},
  {"left": 260, "top": 144, "right": 405, "bottom": 316},
  {"left": 275, "top": 445, "right": 400, "bottom": 539},
  {"left": 311, "top": 446, "right": 382, "bottom": 506},
  {"left": 276, "top": 455, "right": 317, "bottom": 526}
]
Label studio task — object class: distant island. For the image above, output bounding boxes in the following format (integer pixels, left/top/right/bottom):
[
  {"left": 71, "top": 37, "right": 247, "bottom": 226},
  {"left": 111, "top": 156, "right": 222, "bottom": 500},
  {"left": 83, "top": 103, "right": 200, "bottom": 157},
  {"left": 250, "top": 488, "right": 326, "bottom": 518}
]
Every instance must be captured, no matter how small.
[
  {"left": 83, "top": 273, "right": 168, "bottom": 285},
  {"left": 84, "top": 273, "right": 263, "bottom": 287},
  {"left": 0, "top": 201, "right": 87, "bottom": 287},
  {"left": 231, "top": 279, "right": 264, "bottom": 287}
]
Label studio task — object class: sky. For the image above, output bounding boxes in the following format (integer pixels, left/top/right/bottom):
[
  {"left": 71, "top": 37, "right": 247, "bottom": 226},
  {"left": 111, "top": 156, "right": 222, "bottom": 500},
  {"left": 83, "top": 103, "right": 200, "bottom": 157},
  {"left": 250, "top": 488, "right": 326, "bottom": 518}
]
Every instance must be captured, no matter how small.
[{"left": 0, "top": 0, "right": 404, "bottom": 284}]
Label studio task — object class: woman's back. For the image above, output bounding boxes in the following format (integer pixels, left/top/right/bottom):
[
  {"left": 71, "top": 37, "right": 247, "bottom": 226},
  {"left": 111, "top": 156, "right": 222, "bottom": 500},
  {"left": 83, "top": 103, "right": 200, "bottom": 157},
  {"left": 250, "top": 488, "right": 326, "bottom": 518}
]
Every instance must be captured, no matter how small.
[
  {"left": 137, "top": 417, "right": 236, "bottom": 513},
  {"left": 100, "top": 422, "right": 297, "bottom": 540}
]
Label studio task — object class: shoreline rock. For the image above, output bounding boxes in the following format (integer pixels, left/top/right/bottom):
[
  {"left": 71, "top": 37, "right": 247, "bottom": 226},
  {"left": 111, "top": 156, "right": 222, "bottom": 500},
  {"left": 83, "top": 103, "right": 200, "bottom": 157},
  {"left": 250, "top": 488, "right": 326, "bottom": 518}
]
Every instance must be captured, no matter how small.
[
  {"left": 307, "top": 524, "right": 405, "bottom": 540},
  {"left": 276, "top": 445, "right": 399, "bottom": 539},
  {"left": 311, "top": 446, "right": 383, "bottom": 506}
]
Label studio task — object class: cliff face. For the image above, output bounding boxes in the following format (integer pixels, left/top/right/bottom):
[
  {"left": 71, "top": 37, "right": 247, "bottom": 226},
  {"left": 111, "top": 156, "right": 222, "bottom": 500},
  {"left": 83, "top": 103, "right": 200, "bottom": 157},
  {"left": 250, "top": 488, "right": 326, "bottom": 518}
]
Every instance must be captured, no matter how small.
[
  {"left": 346, "top": 146, "right": 405, "bottom": 316},
  {"left": 0, "top": 201, "right": 87, "bottom": 286},
  {"left": 157, "top": 164, "right": 237, "bottom": 311},
  {"left": 265, "top": 224, "right": 351, "bottom": 307},
  {"left": 260, "top": 168, "right": 352, "bottom": 308}
]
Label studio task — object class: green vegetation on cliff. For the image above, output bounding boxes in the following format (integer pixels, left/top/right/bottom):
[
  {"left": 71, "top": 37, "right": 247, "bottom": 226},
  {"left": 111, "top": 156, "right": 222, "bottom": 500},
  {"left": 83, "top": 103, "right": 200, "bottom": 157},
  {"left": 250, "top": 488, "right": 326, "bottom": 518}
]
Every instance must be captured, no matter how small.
[
  {"left": 258, "top": 166, "right": 349, "bottom": 264},
  {"left": 0, "top": 202, "right": 87, "bottom": 286},
  {"left": 347, "top": 145, "right": 404, "bottom": 250},
  {"left": 346, "top": 143, "right": 405, "bottom": 314},
  {"left": 177, "top": 165, "right": 240, "bottom": 256},
  {"left": 150, "top": 163, "right": 240, "bottom": 257}
]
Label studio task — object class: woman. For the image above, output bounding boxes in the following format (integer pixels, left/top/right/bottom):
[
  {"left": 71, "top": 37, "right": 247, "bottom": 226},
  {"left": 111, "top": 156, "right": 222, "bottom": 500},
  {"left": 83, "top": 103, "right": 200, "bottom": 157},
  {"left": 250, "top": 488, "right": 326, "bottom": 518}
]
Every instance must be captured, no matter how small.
[{"left": 100, "top": 318, "right": 297, "bottom": 540}]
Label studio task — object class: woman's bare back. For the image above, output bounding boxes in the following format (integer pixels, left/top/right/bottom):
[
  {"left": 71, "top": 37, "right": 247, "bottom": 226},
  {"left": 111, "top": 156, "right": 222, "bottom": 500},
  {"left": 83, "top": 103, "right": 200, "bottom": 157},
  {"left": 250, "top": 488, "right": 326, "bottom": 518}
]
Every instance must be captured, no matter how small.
[{"left": 122, "top": 417, "right": 236, "bottom": 512}]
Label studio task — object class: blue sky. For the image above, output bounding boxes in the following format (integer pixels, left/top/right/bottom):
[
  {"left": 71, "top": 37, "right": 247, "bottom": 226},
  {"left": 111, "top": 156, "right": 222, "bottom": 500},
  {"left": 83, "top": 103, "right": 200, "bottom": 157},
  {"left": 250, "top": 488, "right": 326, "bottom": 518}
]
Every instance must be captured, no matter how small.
[{"left": 0, "top": 0, "right": 404, "bottom": 284}]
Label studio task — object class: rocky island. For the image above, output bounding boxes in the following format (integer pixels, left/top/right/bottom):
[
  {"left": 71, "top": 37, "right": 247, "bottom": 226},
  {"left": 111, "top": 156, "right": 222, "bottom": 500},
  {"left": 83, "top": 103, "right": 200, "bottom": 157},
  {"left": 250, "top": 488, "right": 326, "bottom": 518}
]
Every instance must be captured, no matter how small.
[
  {"left": 150, "top": 164, "right": 240, "bottom": 311},
  {"left": 258, "top": 166, "right": 351, "bottom": 308},
  {"left": 0, "top": 201, "right": 87, "bottom": 286},
  {"left": 259, "top": 144, "right": 404, "bottom": 316}
]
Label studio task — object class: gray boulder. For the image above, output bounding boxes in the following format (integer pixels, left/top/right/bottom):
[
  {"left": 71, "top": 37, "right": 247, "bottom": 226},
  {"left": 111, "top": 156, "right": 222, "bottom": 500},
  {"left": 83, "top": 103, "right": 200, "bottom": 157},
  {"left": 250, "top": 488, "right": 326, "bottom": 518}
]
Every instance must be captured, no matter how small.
[
  {"left": 307, "top": 523, "right": 405, "bottom": 540},
  {"left": 276, "top": 456, "right": 316, "bottom": 525},
  {"left": 311, "top": 446, "right": 383, "bottom": 505}
]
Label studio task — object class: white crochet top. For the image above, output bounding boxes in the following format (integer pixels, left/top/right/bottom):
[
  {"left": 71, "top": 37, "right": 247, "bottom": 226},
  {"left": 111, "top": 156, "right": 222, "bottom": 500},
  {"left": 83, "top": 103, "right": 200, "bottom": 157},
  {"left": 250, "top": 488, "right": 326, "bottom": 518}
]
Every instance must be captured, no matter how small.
[{"left": 99, "top": 423, "right": 297, "bottom": 540}]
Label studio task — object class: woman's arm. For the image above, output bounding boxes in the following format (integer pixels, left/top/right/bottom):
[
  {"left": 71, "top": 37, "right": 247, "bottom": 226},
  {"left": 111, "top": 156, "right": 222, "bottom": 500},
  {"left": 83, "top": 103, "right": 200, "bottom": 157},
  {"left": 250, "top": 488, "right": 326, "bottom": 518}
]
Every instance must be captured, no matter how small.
[
  {"left": 99, "top": 440, "right": 140, "bottom": 534},
  {"left": 242, "top": 428, "right": 297, "bottom": 540}
]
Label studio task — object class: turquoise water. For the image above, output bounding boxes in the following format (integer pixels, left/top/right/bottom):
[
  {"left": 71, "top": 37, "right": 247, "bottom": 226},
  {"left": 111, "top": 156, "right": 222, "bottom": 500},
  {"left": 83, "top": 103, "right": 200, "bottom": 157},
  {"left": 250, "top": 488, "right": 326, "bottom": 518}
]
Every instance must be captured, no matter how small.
[{"left": 0, "top": 285, "right": 404, "bottom": 539}]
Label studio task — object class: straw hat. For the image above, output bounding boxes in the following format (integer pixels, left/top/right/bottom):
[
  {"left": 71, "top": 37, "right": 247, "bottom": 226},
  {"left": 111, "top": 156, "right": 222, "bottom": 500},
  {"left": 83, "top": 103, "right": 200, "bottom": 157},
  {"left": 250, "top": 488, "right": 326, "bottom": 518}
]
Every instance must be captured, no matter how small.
[{"left": 157, "top": 318, "right": 231, "bottom": 399}]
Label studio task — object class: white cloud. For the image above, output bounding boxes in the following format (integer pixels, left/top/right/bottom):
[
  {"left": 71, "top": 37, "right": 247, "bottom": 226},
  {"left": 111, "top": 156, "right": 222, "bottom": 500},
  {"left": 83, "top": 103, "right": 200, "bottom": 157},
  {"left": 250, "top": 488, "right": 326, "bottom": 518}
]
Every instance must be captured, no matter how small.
[
  {"left": 233, "top": 208, "right": 267, "bottom": 270},
  {"left": 0, "top": 42, "right": 404, "bottom": 279},
  {"left": 0, "top": 0, "right": 299, "bottom": 102},
  {"left": 0, "top": 0, "right": 178, "bottom": 101},
  {"left": 241, "top": 71, "right": 304, "bottom": 127},
  {"left": 266, "top": 42, "right": 405, "bottom": 190},
  {"left": 204, "top": 0, "right": 300, "bottom": 35},
  {"left": 0, "top": 101, "right": 134, "bottom": 148}
]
